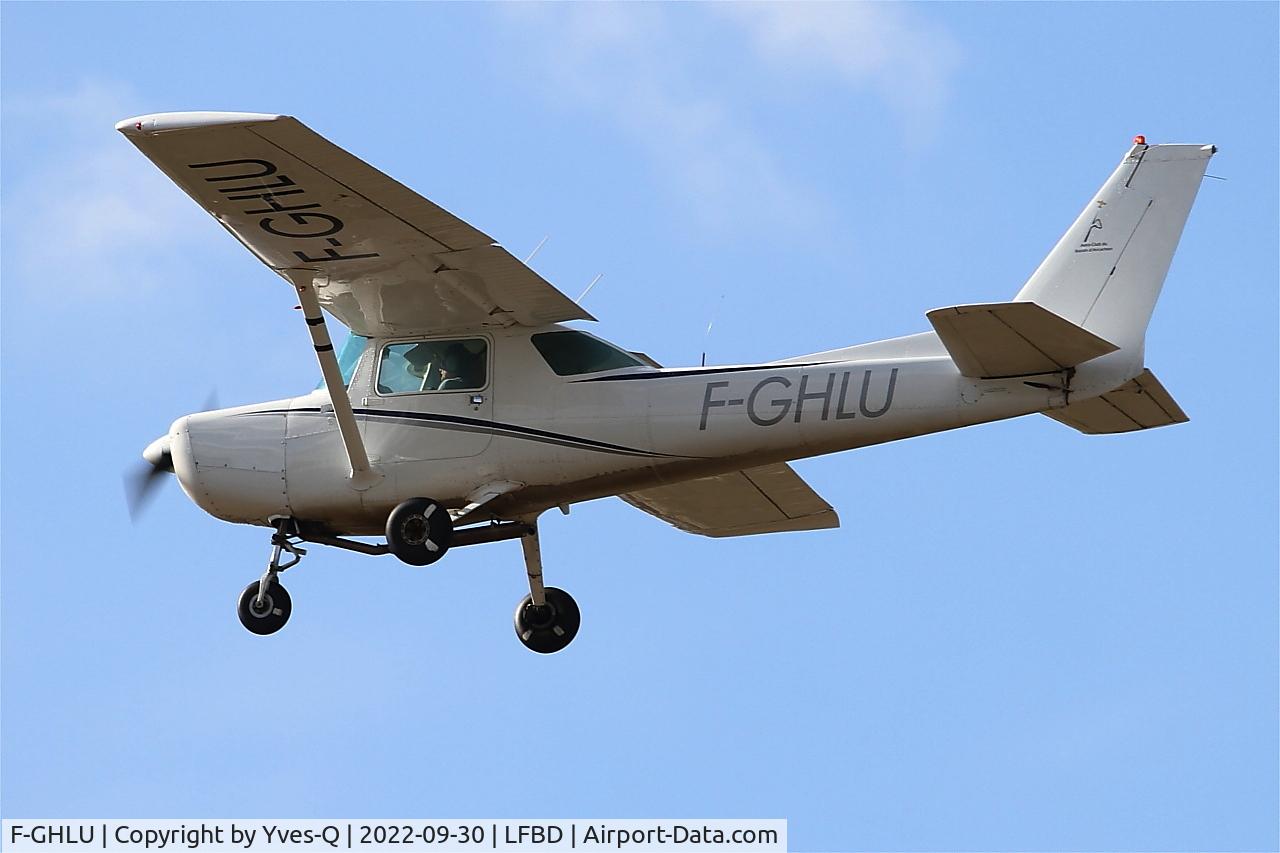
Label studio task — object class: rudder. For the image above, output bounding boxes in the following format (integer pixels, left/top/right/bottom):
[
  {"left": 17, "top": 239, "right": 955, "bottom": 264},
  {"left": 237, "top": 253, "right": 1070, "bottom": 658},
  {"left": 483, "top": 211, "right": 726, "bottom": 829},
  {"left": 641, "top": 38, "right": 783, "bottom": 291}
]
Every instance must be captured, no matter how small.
[{"left": 1014, "top": 140, "right": 1215, "bottom": 353}]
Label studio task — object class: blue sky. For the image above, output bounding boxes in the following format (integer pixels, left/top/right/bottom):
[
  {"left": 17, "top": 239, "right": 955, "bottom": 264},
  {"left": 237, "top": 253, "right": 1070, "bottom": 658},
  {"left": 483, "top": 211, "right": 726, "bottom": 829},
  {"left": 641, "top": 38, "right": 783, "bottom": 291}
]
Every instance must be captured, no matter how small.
[{"left": 2, "top": 3, "right": 1276, "bottom": 849}]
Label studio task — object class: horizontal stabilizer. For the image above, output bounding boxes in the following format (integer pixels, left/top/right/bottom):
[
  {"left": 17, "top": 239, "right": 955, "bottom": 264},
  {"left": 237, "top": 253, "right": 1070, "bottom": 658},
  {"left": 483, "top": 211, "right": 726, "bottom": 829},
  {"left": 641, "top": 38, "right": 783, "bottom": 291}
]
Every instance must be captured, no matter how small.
[
  {"left": 927, "top": 301, "right": 1120, "bottom": 379},
  {"left": 621, "top": 462, "right": 838, "bottom": 538},
  {"left": 1045, "top": 369, "right": 1188, "bottom": 434}
]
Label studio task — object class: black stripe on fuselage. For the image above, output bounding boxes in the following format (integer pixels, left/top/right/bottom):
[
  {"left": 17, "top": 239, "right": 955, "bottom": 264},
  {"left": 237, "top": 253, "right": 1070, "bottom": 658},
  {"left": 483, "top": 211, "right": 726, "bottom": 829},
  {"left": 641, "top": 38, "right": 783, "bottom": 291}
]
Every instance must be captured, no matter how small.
[
  {"left": 571, "top": 362, "right": 830, "bottom": 383},
  {"left": 241, "top": 408, "right": 687, "bottom": 459}
]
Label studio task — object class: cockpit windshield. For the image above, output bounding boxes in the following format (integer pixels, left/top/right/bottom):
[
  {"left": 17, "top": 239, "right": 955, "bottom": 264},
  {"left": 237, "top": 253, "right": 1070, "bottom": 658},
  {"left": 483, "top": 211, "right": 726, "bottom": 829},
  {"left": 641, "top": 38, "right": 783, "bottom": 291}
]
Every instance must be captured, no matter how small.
[{"left": 317, "top": 332, "right": 369, "bottom": 390}]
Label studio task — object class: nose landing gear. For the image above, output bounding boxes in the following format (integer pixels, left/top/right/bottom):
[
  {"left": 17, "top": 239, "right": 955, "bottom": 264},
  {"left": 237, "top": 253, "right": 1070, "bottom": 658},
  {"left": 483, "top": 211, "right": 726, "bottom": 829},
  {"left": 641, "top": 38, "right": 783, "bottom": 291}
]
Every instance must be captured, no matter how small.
[{"left": 236, "top": 519, "right": 304, "bottom": 635}]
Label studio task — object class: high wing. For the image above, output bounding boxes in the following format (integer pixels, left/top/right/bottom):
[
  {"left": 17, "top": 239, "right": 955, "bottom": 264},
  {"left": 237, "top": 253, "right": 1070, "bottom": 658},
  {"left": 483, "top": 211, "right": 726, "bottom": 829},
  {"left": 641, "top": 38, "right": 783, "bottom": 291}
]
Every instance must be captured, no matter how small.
[
  {"left": 621, "top": 463, "right": 839, "bottom": 538},
  {"left": 117, "top": 112, "right": 593, "bottom": 336}
]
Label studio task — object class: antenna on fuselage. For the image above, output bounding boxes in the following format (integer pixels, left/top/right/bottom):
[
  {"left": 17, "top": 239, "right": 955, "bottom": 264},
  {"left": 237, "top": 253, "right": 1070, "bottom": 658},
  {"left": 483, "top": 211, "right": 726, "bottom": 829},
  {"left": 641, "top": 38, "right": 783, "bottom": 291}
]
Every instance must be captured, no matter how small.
[
  {"left": 700, "top": 294, "right": 725, "bottom": 367},
  {"left": 523, "top": 235, "right": 550, "bottom": 264},
  {"left": 575, "top": 273, "right": 604, "bottom": 304}
]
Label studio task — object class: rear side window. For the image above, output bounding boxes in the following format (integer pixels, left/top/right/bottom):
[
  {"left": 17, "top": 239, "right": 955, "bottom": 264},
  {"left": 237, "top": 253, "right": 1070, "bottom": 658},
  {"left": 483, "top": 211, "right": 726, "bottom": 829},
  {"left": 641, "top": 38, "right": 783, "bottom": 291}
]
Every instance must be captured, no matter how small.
[{"left": 531, "top": 331, "right": 643, "bottom": 376}]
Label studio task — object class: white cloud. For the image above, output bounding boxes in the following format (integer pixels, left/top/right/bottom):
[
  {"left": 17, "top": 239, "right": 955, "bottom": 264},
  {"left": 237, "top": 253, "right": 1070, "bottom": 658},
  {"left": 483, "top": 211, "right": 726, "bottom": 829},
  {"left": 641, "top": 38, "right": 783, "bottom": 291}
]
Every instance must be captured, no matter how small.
[
  {"left": 498, "top": 4, "right": 827, "bottom": 237},
  {"left": 2, "top": 80, "right": 207, "bottom": 298},
  {"left": 496, "top": 4, "right": 959, "bottom": 237},
  {"left": 714, "top": 3, "right": 960, "bottom": 138}
]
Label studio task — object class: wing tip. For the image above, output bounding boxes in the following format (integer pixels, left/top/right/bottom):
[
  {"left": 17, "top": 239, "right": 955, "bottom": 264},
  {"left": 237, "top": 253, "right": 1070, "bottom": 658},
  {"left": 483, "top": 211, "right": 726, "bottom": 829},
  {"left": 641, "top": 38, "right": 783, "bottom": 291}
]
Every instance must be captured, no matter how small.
[{"left": 116, "top": 111, "right": 286, "bottom": 136}]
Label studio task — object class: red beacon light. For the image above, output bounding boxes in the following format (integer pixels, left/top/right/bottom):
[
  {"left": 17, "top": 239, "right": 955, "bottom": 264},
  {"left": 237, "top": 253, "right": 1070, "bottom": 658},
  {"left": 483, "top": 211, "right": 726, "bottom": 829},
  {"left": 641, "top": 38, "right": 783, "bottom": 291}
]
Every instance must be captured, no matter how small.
[{"left": 1133, "top": 134, "right": 1147, "bottom": 145}]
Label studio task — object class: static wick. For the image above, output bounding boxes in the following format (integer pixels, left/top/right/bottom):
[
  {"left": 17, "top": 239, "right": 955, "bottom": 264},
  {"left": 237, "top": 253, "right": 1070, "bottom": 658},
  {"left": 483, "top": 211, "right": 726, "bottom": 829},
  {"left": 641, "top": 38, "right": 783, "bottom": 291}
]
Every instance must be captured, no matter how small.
[
  {"left": 1204, "top": 174, "right": 1228, "bottom": 181},
  {"left": 575, "top": 273, "right": 604, "bottom": 304}
]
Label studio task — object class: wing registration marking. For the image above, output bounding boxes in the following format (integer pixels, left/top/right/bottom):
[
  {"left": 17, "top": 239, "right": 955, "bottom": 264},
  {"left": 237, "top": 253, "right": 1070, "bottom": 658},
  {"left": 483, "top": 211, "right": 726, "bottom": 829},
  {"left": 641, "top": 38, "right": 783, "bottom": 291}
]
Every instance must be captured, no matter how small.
[{"left": 188, "top": 158, "right": 381, "bottom": 265}]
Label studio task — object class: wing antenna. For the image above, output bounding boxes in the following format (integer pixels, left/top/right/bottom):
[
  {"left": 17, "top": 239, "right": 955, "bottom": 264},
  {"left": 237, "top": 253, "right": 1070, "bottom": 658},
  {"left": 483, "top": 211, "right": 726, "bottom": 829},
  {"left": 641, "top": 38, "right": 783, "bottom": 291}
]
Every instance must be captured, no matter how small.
[
  {"left": 576, "top": 273, "right": 604, "bottom": 304},
  {"left": 700, "top": 294, "right": 725, "bottom": 367},
  {"left": 523, "top": 235, "right": 550, "bottom": 264}
]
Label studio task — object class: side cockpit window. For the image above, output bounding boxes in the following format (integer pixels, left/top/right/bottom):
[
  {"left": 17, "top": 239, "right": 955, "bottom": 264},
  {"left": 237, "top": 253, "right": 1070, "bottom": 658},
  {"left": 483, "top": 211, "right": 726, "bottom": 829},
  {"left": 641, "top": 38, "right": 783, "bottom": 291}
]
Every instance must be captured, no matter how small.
[
  {"left": 377, "top": 338, "right": 488, "bottom": 395},
  {"left": 531, "top": 331, "right": 643, "bottom": 376}
]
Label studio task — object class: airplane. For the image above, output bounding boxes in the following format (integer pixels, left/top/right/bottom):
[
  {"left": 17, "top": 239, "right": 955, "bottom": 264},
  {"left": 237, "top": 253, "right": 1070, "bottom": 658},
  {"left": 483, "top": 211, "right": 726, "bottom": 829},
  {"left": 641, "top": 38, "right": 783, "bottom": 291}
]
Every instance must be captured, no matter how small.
[{"left": 119, "top": 113, "right": 1215, "bottom": 653}]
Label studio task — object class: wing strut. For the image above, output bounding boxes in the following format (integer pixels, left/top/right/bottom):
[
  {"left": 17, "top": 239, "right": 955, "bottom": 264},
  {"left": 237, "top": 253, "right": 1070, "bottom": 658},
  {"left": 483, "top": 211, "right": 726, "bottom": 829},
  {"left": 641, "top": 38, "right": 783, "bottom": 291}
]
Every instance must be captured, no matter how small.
[{"left": 289, "top": 271, "right": 382, "bottom": 490}]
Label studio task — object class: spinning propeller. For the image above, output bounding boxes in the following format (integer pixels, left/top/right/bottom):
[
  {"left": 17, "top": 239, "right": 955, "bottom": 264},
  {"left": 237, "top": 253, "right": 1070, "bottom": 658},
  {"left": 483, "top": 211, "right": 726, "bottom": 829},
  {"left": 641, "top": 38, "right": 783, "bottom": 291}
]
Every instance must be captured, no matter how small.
[
  {"left": 124, "top": 390, "right": 217, "bottom": 521},
  {"left": 124, "top": 438, "right": 174, "bottom": 521}
]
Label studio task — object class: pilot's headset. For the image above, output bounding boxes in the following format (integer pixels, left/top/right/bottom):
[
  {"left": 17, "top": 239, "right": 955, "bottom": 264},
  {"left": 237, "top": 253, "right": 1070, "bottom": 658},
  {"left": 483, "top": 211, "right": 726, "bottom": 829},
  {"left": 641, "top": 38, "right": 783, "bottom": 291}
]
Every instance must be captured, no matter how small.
[
  {"left": 442, "top": 344, "right": 468, "bottom": 376},
  {"left": 403, "top": 343, "right": 435, "bottom": 376}
]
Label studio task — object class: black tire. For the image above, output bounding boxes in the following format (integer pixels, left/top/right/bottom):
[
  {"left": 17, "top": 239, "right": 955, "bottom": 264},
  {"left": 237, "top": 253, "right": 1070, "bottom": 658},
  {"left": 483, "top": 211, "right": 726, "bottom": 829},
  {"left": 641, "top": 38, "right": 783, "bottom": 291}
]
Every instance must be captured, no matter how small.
[
  {"left": 385, "top": 497, "right": 454, "bottom": 566},
  {"left": 513, "top": 587, "right": 581, "bottom": 654},
  {"left": 237, "top": 578, "right": 292, "bottom": 635}
]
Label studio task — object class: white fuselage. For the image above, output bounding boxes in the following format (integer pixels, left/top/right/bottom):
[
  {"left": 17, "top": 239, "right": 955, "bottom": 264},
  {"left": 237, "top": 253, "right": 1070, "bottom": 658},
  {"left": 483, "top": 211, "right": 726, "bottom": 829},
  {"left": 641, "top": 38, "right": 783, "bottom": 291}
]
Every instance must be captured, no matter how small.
[{"left": 166, "top": 323, "right": 1138, "bottom": 535}]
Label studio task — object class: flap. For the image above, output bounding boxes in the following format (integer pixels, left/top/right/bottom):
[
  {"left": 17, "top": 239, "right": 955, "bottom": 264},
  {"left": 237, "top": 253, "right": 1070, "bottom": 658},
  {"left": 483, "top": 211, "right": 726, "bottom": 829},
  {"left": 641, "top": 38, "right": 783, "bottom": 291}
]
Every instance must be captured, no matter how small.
[
  {"left": 927, "top": 301, "right": 1119, "bottom": 379},
  {"left": 117, "top": 112, "right": 594, "bottom": 336},
  {"left": 1044, "top": 369, "right": 1189, "bottom": 434},
  {"left": 621, "top": 463, "right": 839, "bottom": 538}
]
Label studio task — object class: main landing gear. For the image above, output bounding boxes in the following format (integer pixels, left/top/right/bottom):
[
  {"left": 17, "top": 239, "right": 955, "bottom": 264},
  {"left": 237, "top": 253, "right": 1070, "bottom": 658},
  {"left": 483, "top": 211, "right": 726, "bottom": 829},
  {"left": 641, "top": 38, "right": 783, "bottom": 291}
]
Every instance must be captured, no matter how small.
[
  {"left": 385, "top": 496, "right": 453, "bottom": 566},
  {"left": 236, "top": 501, "right": 579, "bottom": 653},
  {"left": 512, "top": 523, "right": 580, "bottom": 654}
]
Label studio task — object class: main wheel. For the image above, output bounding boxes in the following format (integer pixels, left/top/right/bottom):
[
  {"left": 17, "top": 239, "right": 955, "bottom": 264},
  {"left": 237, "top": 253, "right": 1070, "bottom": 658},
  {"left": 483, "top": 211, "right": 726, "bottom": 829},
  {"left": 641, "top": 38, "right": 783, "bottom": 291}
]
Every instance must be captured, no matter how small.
[
  {"left": 513, "top": 587, "right": 580, "bottom": 654},
  {"left": 386, "top": 497, "right": 453, "bottom": 566},
  {"left": 237, "top": 578, "right": 292, "bottom": 635}
]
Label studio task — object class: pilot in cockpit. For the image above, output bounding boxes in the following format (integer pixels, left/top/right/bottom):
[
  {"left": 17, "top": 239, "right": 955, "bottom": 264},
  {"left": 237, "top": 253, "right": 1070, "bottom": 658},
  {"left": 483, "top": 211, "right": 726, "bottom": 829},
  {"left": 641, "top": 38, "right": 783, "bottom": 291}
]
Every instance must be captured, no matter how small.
[
  {"left": 437, "top": 344, "right": 473, "bottom": 391},
  {"left": 403, "top": 342, "right": 480, "bottom": 392},
  {"left": 403, "top": 343, "right": 441, "bottom": 390}
]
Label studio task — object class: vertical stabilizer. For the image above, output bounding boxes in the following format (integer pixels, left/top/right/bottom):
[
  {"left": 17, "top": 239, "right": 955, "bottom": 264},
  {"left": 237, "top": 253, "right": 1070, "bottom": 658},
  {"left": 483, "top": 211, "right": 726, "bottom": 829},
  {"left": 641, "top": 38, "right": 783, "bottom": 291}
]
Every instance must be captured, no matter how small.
[{"left": 1014, "top": 140, "right": 1214, "bottom": 352}]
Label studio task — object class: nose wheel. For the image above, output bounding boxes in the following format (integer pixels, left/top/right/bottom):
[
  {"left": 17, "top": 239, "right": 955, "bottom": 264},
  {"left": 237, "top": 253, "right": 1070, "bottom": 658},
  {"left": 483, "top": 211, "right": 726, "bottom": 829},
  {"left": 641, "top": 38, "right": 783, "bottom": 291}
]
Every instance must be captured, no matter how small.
[
  {"left": 236, "top": 519, "right": 304, "bottom": 636},
  {"left": 238, "top": 577, "right": 292, "bottom": 635}
]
